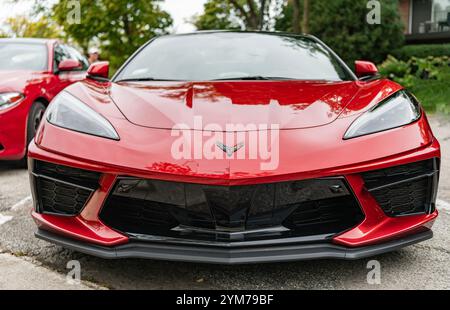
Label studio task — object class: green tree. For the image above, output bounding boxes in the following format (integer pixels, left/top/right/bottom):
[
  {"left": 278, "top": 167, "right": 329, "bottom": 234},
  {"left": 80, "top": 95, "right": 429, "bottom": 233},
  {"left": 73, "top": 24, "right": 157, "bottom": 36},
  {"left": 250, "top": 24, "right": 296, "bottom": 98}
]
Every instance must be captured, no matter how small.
[
  {"left": 1, "top": 15, "right": 63, "bottom": 39},
  {"left": 193, "top": 0, "right": 241, "bottom": 30},
  {"left": 52, "top": 0, "right": 173, "bottom": 71},
  {"left": 193, "top": 0, "right": 284, "bottom": 31},
  {"left": 275, "top": 0, "right": 404, "bottom": 64},
  {"left": 286, "top": 0, "right": 309, "bottom": 34}
]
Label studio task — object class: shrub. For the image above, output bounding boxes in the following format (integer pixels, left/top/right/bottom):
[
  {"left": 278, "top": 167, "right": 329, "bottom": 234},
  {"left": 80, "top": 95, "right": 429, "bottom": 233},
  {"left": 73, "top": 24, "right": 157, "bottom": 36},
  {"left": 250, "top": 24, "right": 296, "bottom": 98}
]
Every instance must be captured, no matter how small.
[
  {"left": 392, "top": 44, "right": 450, "bottom": 61},
  {"left": 379, "top": 55, "right": 450, "bottom": 113}
]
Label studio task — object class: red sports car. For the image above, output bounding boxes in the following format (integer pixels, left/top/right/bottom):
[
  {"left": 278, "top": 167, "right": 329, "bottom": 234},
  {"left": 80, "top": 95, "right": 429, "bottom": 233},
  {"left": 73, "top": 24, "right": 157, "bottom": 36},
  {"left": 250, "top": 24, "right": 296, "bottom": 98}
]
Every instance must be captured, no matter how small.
[
  {"left": 0, "top": 38, "right": 88, "bottom": 163},
  {"left": 29, "top": 32, "right": 440, "bottom": 264}
]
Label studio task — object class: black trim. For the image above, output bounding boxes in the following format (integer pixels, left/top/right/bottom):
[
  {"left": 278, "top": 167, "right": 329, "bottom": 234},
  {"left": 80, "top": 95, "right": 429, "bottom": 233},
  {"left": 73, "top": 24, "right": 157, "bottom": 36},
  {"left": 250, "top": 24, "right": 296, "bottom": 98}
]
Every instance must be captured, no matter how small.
[
  {"left": 35, "top": 228, "right": 433, "bottom": 264},
  {"left": 86, "top": 75, "right": 110, "bottom": 82}
]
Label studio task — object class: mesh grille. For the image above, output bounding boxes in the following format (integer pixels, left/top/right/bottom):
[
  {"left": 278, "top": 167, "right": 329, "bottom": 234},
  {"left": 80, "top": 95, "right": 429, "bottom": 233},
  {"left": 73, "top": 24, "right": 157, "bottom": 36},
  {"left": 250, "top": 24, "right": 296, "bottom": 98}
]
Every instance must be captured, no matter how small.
[
  {"left": 362, "top": 159, "right": 439, "bottom": 217},
  {"left": 33, "top": 161, "right": 101, "bottom": 216},
  {"left": 37, "top": 178, "right": 92, "bottom": 215}
]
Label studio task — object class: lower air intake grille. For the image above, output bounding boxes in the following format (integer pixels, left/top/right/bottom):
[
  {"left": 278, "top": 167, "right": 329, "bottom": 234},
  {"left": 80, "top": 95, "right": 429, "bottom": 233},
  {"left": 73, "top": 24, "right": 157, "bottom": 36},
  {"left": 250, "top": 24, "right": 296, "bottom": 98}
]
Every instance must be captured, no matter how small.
[
  {"left": 362, "top": 158, "right": 439, "bottom": 217},
  {"left": 34, "top": 160, "right": 101, "bottom": 189},
  {"left": 37, "top": 178, "right": 92, "bottom": 215},
  {"left": 99, "top": 195, "right": 179, "bottom": 235},
  {"left": 283, "top": 196, "right": 364, "bottom": 235},
  {"left": 32, "top": 161, "right": 101, "bottom": 216},
  {"left": 99, "top": 178, "right": 364, "bottom": 243}
]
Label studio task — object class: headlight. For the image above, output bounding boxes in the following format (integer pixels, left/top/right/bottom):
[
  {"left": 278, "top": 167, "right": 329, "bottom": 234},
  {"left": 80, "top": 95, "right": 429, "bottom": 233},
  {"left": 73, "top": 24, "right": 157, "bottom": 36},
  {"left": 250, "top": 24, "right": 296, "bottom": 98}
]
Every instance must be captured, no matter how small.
[
  {"left": 0, "top": 92, "right": 25, "bottom": 110},
  {"left": 344, "top": 90, "right": 421, "bottom": 139},
  {"left": 46, "top": 91, "right": 119, "bottom": 140}
]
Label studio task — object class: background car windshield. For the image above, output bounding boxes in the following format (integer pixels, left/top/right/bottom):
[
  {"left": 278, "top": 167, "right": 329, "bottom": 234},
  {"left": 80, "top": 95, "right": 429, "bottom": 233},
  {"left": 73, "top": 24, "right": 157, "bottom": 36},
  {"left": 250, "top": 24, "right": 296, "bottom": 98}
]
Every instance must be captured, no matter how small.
[
  {"left": 0, "top": 43, "right": 47, "bottom": 71},
  {"left": 116, "top": 32, "right": 353, "bottom": 82}
]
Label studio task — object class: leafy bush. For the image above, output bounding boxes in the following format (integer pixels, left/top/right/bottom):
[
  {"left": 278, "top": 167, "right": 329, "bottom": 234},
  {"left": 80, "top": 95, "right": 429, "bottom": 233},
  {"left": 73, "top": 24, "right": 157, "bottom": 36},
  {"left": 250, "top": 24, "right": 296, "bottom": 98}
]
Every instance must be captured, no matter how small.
[
  {"left": 392, "top": 44, "right": 450, "bottom": 61},
  {"left": 379, "top": 55, "right": 450, "bottom": 113}
]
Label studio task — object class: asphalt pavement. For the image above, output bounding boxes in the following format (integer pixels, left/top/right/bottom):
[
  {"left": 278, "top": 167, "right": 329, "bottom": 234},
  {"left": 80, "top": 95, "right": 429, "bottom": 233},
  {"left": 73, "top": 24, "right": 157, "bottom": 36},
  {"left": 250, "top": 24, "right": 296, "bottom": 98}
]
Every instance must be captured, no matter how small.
[{"left": 0, "top": 116, "right": 449, "bottom": 290}]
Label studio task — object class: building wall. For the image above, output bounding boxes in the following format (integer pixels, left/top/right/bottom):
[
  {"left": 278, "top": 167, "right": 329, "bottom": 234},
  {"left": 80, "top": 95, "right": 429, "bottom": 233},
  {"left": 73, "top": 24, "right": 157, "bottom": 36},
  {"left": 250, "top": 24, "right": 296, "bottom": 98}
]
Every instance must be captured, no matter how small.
[{"left": 399, "top": 0, "right": 411, "bottom": 34}]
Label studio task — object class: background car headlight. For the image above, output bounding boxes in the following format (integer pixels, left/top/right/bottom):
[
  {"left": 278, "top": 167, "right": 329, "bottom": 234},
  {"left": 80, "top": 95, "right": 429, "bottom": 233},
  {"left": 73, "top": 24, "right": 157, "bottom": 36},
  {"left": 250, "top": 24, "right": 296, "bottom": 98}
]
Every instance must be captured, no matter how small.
[
  {"left": 344, "top": 90, "right": 421, "bottom": 139},
  {"left": 0, "top": 92, "right": 25, "bottom": 110},
  {"left": 46, "top": 91, "right": 119, "bottom": 140}
]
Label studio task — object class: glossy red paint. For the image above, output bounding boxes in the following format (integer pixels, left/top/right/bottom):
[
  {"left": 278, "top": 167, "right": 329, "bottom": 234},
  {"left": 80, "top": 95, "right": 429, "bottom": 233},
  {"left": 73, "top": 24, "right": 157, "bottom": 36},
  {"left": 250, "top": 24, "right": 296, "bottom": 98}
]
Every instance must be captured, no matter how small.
[
  {"left": 87, "top": 61, "right": 109, "bottom": 79},
  {"left": 28, "top": 74, "right": 440, "bottom": 248},
  {"left": 58, "top": 59, "right": 81, "bottom": 72},
  {"left": 32, "top": 79, "right": 432, "bottom": 183},
  {"left": 354, "top": 60, "right": 379, "bottom": 78},
  {"left": 31, "top": 212, "right": 128, "bottom": 246},
  {"left": 0, "top": 38, "right": 86, "bottom": 160}
]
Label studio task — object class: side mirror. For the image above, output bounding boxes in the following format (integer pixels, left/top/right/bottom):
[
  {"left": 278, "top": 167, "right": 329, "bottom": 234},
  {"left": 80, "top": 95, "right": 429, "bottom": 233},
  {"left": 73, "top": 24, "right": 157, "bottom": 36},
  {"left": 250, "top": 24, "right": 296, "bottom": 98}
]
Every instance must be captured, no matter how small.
[
  {"left": 355, "top": 60, "right": 379, "bottom": 79},
  {"left": 87, "top": 61, "right": 109, "bottom": 80},
  {"left": 58, "top": 59, "right": 81, "bottom": 72}
]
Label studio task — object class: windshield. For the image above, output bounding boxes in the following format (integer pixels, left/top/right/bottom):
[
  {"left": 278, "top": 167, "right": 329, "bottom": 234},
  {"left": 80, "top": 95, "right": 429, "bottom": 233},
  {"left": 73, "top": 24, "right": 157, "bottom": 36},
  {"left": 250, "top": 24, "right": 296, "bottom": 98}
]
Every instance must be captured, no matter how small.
[
  {"left": 115, "top": 32, "right": 354, "bottom": 82},
  {"left": 0, "top": 43, "right": 47, "bottom": 71}
]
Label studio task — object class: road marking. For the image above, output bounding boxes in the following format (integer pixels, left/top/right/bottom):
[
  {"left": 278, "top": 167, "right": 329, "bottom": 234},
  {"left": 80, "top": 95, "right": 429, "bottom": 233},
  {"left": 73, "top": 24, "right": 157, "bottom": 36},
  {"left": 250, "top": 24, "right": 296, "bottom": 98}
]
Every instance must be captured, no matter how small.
[
  {"left": 0, "top": 214, "right": 13, "bottom": 226},
  {"left": 437, "top": 199, "right": 450, "bottom": 214},
  {"left": 10, "top": 196, "right": 32, "bottom": 211}
]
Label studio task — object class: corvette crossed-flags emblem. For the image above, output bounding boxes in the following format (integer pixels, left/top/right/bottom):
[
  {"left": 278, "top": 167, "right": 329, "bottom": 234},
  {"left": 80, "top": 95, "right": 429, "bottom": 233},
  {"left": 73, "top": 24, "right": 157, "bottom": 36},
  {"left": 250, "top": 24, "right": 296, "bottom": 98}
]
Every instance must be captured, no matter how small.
[{"left": 216, "top": 142, "right": 245, "bottom": 157}]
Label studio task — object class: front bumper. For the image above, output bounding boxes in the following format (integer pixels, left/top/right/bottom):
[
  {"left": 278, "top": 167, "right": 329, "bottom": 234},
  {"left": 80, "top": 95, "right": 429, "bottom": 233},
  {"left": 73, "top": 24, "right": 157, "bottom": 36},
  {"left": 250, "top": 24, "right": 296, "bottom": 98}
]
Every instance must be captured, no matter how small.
[
  {"left": 29, "top": 140, "right": 440, "bottom": 263},
  {"left": 28, "top": 110, "right": 441, "bottom": 263},
  {"left": 36, "top": 228, "right": 433, "bottom": 264}
]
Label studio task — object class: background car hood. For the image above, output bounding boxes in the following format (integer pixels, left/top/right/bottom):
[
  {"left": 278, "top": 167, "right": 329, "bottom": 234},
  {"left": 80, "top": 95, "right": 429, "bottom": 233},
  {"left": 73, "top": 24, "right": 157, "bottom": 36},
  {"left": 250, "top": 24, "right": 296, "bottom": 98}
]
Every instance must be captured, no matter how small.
[
  {"left": 0, "top": 70, "right": 40, "bottom": 91},
  {"left": 109, "top": 80, "right": 362, "bottom": 130}
]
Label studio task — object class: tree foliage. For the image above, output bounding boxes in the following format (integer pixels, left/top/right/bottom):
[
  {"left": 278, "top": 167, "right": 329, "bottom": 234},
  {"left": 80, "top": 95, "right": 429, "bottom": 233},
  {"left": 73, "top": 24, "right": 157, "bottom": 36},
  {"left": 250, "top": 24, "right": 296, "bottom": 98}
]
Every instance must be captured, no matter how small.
[
  {"left": 193, "top": 0, "right": 242, "bottom": 30},
  {"left": 275, "top": 0, "right": 404, "bottom": 64},
  {"left": 194, "top": 0, "right": 283, "bottom": 31},
  {"left": 52, "top": 0, "right": 173, "bottom": 71},
  {"left": 0, "top": 15, "right": 63, "bottom": 39},
  {"left": 196, "top": 0, "right": 404, "bottom": 65}
]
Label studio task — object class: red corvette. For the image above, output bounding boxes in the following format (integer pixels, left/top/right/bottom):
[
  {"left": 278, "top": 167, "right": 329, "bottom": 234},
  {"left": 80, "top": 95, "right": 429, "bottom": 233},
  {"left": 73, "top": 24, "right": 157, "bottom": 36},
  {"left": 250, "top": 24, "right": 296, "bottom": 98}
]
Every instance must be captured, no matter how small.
[
  {"left": 0, "top": 38, "right": 88, "bottom": 162},
  {"left": 29, "top": 32, "right": 440, "bottom": 264}
]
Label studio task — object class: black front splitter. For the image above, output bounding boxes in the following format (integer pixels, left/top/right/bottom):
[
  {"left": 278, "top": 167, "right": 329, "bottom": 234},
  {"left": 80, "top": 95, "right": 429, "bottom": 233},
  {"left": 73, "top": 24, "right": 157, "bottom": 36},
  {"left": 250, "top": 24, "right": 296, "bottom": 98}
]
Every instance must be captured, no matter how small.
[{"left": 35, "top": 229, "right": 432, "bottom": 264}]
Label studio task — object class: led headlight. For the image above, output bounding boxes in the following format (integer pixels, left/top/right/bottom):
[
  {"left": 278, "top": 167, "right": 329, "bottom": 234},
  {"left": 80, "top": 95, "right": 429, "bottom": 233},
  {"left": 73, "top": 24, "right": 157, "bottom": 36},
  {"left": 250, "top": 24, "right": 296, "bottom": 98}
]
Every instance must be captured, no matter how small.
[
  {"left": 344, "top": 90, "right": 421, "bottom": 139},
  {"left": 46, "top": 91, "right": 119, "bottom": 140},
  {"left": 0, "top": 92, "right": 25, "bottom": 110}
]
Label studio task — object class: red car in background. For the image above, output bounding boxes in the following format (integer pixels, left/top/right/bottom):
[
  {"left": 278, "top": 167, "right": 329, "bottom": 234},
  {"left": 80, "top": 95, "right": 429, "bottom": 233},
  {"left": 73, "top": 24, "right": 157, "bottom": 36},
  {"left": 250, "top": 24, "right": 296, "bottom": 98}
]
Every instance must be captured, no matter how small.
[{"left": 0, "top": 38, "right": 88, "bottom": 163}]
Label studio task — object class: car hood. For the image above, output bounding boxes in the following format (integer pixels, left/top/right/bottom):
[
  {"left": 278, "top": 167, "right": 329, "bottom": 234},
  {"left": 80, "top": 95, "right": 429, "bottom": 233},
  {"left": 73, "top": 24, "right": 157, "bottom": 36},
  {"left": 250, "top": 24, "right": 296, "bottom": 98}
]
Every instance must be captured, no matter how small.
[
  {"left": 109, "top": 80, "right": 362, "bottom": 130},
  {"left": 0, "top": 70, "right": 41, "bottom": 91}
]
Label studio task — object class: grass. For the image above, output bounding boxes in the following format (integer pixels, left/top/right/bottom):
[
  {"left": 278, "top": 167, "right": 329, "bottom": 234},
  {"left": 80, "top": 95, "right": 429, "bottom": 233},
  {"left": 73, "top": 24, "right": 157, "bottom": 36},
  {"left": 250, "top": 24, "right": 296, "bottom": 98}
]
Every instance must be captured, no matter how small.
[{"left": 409, "top": 76, "right": 450, "bottom": 114}]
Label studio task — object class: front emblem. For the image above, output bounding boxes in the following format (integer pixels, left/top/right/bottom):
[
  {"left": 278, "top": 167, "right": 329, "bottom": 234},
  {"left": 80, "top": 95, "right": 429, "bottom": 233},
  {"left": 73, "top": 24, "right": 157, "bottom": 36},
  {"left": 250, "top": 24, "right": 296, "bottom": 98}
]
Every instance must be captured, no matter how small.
[{"left": 216, "top": 142, "right": 244, "bottom": 157}]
